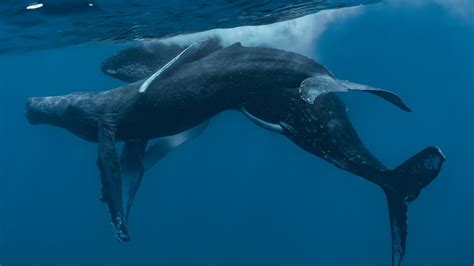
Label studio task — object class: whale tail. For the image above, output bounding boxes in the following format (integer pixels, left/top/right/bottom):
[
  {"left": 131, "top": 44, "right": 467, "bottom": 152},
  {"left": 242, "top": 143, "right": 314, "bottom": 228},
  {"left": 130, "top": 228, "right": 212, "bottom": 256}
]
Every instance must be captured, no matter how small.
[{"left": 381, "top": 146, "right": 445, "bottom": 266}]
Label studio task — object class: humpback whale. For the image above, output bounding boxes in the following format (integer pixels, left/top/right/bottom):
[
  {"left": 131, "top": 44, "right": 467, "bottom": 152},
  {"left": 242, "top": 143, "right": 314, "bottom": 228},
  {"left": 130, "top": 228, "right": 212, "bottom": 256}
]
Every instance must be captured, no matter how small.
[{"left": 25, "top": 40, "right": 445, "bottom": 266}]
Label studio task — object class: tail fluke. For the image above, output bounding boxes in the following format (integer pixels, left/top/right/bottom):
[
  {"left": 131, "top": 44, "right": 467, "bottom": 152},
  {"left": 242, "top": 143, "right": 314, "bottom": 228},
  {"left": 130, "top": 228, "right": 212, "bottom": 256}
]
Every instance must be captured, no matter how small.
[
  {"left": 385, "top": 191, "right": 408, "bottom": 266},
  {"left": 382, "top": 146, "right": 446, "bottom": 266}
]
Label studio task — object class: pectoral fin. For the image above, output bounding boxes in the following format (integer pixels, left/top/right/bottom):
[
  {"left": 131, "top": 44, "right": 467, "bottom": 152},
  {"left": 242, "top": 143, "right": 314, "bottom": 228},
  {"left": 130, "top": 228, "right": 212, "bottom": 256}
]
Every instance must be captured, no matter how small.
[
  {"left": 299, "top": 75, "right": 411, "bottom": 112},
  {"left": 115, "top": 122, "right": 208, "bottom": 227},
  {"left": 139, "top": 44, "right": 195, "bottom": 93},
  {"left": 120, "top": 140, "right": 147, "bottom": 222},
  {"left": 139, "top": 39, "right": 223, "bottom": 93},
  {"left": 97, "top": 122, "right": 129, "bottom": 242},
  {"left": 240, "top": 107, "right": 283, "bottom": 134},
  {"left": 144, "top": 121, "right": 209, "bottom": 170}
]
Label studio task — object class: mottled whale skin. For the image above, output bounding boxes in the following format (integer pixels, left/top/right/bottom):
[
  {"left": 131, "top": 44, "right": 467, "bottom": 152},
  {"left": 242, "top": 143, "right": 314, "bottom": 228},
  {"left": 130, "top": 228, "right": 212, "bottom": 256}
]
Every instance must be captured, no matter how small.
[
  {"left": 28, "top": 43, "right": 329, "bottom": 142},
  {"left": 25, "top": 42, "right": 445, "bottom": 266}
]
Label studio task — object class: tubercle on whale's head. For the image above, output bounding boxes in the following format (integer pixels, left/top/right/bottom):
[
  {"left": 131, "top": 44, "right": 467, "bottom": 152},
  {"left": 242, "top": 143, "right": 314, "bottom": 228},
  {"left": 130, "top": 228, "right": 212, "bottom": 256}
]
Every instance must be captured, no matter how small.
[
  {"left": 25, "top": 96, "right": 70, "bottom": 127},
  {"left": 100, "top": 45, "right": 169, "bottom": 83}
]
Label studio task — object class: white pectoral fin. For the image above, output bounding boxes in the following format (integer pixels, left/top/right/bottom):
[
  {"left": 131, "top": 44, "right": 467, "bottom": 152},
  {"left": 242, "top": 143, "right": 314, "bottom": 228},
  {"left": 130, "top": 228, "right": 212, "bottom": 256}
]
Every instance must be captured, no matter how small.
[
  {"left": 241, "top": 107, "right": 283, "bottom": 134},
  {"left": 299, "top": 75, "right": 411, "bottom": 112},
  {"left": 139, "top": 39, "right": 223, "bottom": 93},
  {"left": 139, "top": 44, "right": 194, "bottom": 93}
]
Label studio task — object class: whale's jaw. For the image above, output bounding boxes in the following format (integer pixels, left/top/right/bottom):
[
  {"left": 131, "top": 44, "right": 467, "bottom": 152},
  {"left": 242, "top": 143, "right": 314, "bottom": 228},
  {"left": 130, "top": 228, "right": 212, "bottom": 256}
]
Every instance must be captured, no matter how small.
[{"left": 25, "top": 96, "right": 68, "bottom": 126}]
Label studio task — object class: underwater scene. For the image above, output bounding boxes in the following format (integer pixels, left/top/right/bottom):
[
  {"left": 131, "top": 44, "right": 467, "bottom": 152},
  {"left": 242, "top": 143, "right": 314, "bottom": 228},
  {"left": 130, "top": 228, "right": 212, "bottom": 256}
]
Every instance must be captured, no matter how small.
[{"left": 0, "top": 1, "right": 473, "bottom": 265}]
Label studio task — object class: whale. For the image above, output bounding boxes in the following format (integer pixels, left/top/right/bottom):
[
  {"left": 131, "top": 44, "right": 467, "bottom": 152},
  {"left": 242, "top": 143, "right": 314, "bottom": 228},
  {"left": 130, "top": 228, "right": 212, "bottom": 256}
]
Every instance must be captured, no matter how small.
[{"left": 25, "top": 40, "right": 445, "bottom": 266}]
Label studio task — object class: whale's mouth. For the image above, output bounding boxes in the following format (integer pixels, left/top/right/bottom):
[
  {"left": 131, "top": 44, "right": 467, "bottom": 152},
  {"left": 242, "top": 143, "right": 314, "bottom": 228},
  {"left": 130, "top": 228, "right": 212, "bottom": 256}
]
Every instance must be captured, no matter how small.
[
  {"left": 25, "top": 97, "right": 42, "bottom": 125},
  {"left": 25, "top": 96, "right": 67, "bottom": 126}
]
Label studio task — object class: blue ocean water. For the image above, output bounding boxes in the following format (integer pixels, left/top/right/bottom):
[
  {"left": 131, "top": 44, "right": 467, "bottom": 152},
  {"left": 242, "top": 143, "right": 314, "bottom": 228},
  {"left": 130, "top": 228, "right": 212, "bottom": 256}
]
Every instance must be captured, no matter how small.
[
  {"left": 0, "top": 0, "right": 379, "bottom": 53},
  {"left": 0, "top": 1, "right": 473, "bottom": 266}
]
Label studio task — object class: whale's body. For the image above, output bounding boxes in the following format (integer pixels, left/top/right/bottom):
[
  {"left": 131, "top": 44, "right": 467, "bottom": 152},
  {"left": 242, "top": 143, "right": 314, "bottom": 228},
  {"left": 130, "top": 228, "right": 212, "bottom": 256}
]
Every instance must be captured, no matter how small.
[
  {"left": 25, "top": 42, "right": 445, "bottom": 266},
  {"left": 117, "top": 44, "right": 328, "bottom": 140},
  {"left": 28, "top": 43, "right": 328, "bottom": 142}
]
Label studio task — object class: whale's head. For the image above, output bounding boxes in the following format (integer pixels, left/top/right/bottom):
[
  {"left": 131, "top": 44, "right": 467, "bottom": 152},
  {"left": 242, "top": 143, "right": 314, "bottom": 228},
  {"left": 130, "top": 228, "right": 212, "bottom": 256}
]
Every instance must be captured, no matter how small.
[
  {"left": 101, "top": 43, "right": 183, "bottom": 83},
  {"left": 25, "top": 96, "right": 70, "bottom": 126},
  {"left": 25, "top": 92, "right": 103, "bottom": 142},
  {"left": 25, "top": 92, "right": 95, "bottom": 126},
  {"left": 101, "top": 38, "right": 222, "bottom": 83}
]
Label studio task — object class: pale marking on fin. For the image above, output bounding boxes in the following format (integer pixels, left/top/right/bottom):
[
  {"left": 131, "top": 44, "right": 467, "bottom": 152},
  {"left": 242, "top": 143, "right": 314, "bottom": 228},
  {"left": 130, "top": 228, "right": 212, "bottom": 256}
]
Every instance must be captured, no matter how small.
[
  {"left": 139, "top": 43, "right": 195, "bottom": 93},
  {"left": 26, "top": 3, "right": 43, "bottom": 10},
  {"left": 241, "top": 107, "right": 283, "bottom": 134},
  {"left": 299, "top": 75, "right": 411, "bottom": 112}
]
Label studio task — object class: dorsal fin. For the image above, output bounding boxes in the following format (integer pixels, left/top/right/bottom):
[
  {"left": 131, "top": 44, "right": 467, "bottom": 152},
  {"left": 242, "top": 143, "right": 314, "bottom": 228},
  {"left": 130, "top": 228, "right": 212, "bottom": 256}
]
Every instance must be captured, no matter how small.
[{"left": 229, "top": 42, "right": 242, "bottom": 48}]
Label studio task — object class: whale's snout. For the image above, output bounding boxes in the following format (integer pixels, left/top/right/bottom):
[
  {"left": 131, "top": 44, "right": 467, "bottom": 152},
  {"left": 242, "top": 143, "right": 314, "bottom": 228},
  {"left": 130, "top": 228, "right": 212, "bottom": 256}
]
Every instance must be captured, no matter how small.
[
  {"left": 25, "top": 96, "right": 67, "bottom": 126},
  {"left": 25, "top": 97, "right": 43, "bottom": 125}
]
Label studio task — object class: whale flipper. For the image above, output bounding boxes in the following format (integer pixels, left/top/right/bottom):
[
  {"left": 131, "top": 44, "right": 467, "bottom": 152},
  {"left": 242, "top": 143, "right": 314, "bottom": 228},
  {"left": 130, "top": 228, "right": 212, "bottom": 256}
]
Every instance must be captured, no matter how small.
[
  {"left": 139, "top": 44, "right": 195, "bottom": 93},
  {"left": 97, "top": 121, "right": 129, "bottom": 242},
  {"left": 138, "top": 39, "right": 223, "bottom": 93},
  {"left": 117, "top": 122, "right": 208, "bottom": 225},
  {"left": 299, "top": 75, "right": 411, "bottom": 112},
  {"left": 144, "top": 121, "right": 209, "bottom": 170},
  {"left": 241, "top": 107, "right": 283, "bottom": 134},
  {"left": 121, "top": 140, "right": 147, "bottom": 221}
]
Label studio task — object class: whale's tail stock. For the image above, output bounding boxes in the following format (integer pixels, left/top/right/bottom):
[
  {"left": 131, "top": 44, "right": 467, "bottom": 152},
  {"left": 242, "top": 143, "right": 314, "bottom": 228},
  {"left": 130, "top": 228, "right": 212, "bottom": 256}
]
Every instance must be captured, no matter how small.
[
  {"left": 287, "top": 81, "right": 447, "bottom": 266},
  {"left": 381, "top": 146, "right": 445, "bottom": 266},
  {"left": 242, "top": 89, "right": 447, "bottom": 266}
]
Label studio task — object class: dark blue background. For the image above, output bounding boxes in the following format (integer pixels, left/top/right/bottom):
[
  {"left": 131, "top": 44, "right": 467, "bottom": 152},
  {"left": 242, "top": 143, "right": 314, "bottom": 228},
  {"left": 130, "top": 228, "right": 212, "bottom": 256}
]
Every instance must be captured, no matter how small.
[{"left": 0, "top": 2, "right": 472, "bottom": 265}]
